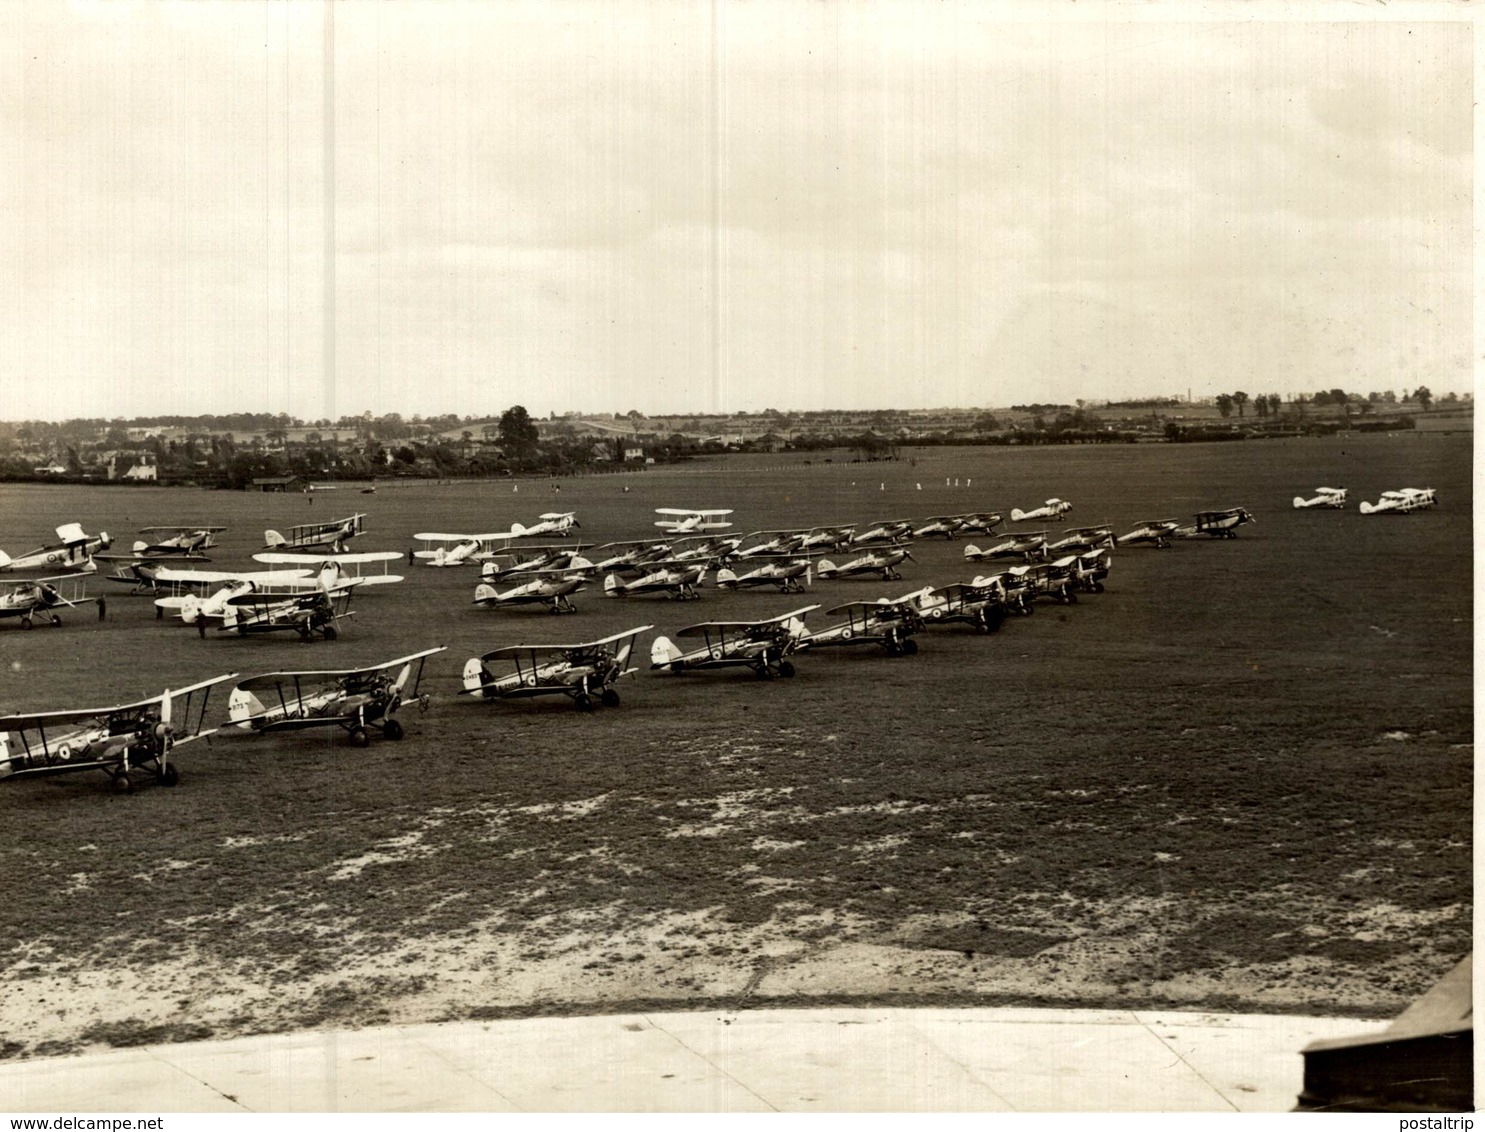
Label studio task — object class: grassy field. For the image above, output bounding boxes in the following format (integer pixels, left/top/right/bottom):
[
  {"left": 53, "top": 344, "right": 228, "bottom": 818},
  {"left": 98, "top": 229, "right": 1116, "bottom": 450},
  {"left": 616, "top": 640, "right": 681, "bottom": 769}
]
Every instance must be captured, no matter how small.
[{"left": 0, "top": 431, "right": 1471, "bottom": 1060}]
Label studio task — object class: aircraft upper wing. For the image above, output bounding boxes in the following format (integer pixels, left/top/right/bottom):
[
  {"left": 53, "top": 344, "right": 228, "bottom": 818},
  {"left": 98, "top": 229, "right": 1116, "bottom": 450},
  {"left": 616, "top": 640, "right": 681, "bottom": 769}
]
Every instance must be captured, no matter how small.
[
  {"left": 157, "top": 566, "right": 312, "bottom": 584},
  {"left": 656, "top": 508, "right": 733, "bottom": 516},
  {"left": 234, "top": 648, "right": 448, "bottom": 692},
  {"left": 538, "top": 512, "right": 576, "bottom": 520},
  {"left": 674, "top": 605, "right": 819, "bottom": 636},
  {"left": 138, "top": 526, "right": 226, "bottom": 535},
  {"left": 254, "top": 551, "right": 403, "bottom": 565},
  {"left": 0, "top": 674, "right": 240, "bottom": 732}
]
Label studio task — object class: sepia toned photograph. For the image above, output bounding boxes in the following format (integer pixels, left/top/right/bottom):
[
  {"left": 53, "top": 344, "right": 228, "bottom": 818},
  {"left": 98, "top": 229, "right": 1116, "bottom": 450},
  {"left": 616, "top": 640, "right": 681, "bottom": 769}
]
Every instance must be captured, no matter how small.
[{"left": 0, "top": 0, "right": 1472, "bottom": 1115}]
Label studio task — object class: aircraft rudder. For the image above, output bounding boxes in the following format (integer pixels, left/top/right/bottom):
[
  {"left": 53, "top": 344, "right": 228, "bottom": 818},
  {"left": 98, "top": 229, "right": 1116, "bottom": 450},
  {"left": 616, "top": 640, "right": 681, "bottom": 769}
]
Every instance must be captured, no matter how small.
[
  {"left": 227, "top": 687, "right": 263, "bottom": 727},
  {"left": 1010, "top": 509, "right": 1027, "bottom": 522},
  {"left": 461, "top": 657, "right": 492, "bottom": 694},
  {"left": 650, "top": 636, "right": 682, "bottom": 668},
  {"left": 264, "top": 529, "right": 286, "bottom": 548}
]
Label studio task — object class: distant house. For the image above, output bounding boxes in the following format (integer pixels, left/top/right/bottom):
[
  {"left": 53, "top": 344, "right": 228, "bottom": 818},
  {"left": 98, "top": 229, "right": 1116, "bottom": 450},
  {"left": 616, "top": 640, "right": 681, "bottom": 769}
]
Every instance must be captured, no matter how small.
[
  {"left": 122, "top": 461, "right": 158, "bottom": 482},
  {"left": 32, "top": 463, "right": 67, "bottom": 476},
  {"left": 252, "top": 475, "right": 310, "bottom": 493}
]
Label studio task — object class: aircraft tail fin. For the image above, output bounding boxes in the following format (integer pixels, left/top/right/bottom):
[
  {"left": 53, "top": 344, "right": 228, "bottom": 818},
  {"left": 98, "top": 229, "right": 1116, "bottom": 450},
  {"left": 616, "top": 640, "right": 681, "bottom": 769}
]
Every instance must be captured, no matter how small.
[
  {"left": 1010, "top": 509, "right": 1028, "bottom": 522},
  {"left": 715, "top": 567, "right": 738, "bottom": 589},
  {"left": 0, "top": 551, "right": 10, "bottom": 569},
  {"left": 461, "top": 657, "right": 492, "bottom": 695},
  {"left": 815, "top": 559, "right": 837, "bottom": 577},
  {"left": 650, "top": 636, "right": 682, "bottom": 668},
  {"left": 603, "top": 574, "right": 623, "bottom": 597},
  {"left": 1358, "top": 501, "right": 1376, "bottom": 515},
  {"left": 1292, "top": 496, "right": 1310, "bottom": 509},
  {"left": 473, "top": 583, "right": 497, "bottom": 605},
  {"left": 510, "top": 522, "right": 528, "bottom": 536},
  {"left": 132, "top": 539, "right": 149, "bottom": 554},
  {"left": 962, "top": 544, "right": 981, "bottom": 559},
  {"left": 180, "top": 594, "right": 200, "bottom": 624},
  {"left": 264, "top": 529, "right": 286, "bottom": 548},
  {"left": 568, "top": 555, "right": 594, "bottom": 571},
  {"left": 227, "top": 687, "right": 263, "bottom": 727}
]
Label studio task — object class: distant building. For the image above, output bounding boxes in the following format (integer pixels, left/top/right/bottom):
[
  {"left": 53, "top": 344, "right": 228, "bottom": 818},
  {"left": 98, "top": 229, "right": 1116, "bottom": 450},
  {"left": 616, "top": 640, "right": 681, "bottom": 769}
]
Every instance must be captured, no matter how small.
[{"left": 252, "top": 475, "right": 310, "bottom": 493}]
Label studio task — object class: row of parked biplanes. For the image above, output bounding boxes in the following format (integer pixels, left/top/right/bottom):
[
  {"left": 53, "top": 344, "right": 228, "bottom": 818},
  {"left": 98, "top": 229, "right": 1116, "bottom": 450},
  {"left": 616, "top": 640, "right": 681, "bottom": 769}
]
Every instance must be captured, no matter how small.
[
  {"left": 0, "top": 478, "right": 1437, "bottom": 794},
  {"left": 1292, "top": 486, "right": 1440, "bottom": 514}
]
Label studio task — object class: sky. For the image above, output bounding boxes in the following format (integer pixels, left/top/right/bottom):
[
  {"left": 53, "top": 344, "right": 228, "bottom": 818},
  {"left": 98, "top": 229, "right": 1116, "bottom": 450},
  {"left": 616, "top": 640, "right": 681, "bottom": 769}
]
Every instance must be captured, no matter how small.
[{"left": 0, "top": 1, "right": 1474, "bottom": 422}]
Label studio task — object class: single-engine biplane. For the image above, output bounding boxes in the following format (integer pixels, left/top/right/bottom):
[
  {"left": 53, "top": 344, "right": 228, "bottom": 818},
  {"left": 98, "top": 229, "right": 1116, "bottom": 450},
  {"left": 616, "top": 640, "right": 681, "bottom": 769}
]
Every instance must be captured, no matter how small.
[
  {"left": 797, "top": 525, "right": 856, "bottom": 552},
  {"left": 413, "top": 531, "right": 516, "bottom": 567},
  {"left": 1360, "top": 489, "right": 1437, "bottom": 515},
  {"left": 667, "top": 535, "right": 743, "bottom": 564},
  {"left": 0, "top": 523, "right": 111, "bottom": 573},
  {"left": 510, "top": 512, "right": 580, "bottom": 538},
  {"left": 479, "top": 545, "right": 594, "bottom": 580},
  {"left": 460, "top": 625, "right": 652, "bottom": 710},
  {"left": 0, "top": 675, "right": 236, "bottom": 793},
  {"left": 1047, "top": 525, "right": 1116, "bottom": 554},
  {"left": 851, "top": 519, "right": 915, "bottom": 546},
  {"left": 813, "top": 544, "right": 913, "bottom": 582},
  {"left": 730, "top": 531, "right": 809, "bottom": 561},
  {"left": 1173, "top": 508, "right": 1255, "bottom": 539},
  {"left": 796, "top": 595, "right": 925, "bottom": 656},
  {"left": 219, "top": 579, "right": 356, "bottom": 641},
  {"left": 1116, "top": 519, "right": 1182, "bottom": 549},
  {"left": 227, "top": 648, "right": 445, "bottom": 746},
  {"left": 912, "top": 515, "right": 971, "bottom": 540},
  {"left": 252, "top": 550, "right": 404, "bottom": 587},
  {"left": 133, "top": 526, "right": 226, "bottom": 557},
  {"left": 1067, "top": 549, "right": 1111, "bottom": 593},
  {"left": 151, "top": 567, "right": 316, "bottom": 623},
  {"left": 1010, "top": 499, "right": 1073, "bottom": 522},
  {"left": 588, "top": 539, "right": 675, "bottom": 573},
  {"left": 0, "top": 574, "right": 90, "bottom": 629},
  {"left": 473, "top": 569, "right": 589, "bottom": 613},
  {"left": 650, "top": 606, "right": 818, "bottom": 678},
  {"left": 909, "top": 578, "right": 1010, "bottom": 633},
  {"left": 1293, "top": 487, "right": 1348, "bottom": 510},
  {"left": 962, "top": 531, "right": 1047, "bottom": 563},
  {"left": 654, "top": 508, "right": 734, "bottom": 533},
  {"left": 604, "top": 562, "right": 707, "bottom": 600},
  {"left": 714, "top": 556, "right": 814, "bottom": 593},
  {"left": 954, "top": 512, "right": 1004, "bottom": 535},
  {"left": 263, "top": 513, "right": 366, "bottom": 553}
]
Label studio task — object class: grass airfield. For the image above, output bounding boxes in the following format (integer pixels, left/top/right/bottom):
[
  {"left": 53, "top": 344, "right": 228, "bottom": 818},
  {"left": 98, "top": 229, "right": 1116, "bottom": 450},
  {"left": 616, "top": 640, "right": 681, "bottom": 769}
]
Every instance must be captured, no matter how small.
[{"left": 0, "top": 432, "right": 1471, "bottom": 1060}]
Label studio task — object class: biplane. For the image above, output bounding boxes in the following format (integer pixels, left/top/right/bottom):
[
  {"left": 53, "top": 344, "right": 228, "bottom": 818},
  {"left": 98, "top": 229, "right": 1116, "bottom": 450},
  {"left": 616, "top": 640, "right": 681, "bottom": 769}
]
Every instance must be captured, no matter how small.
[
  {"left": 604, "top": 562, "right": 707, "bottom": 600},
  {"left": 473, "top": 569, "right": 589, "bottom": 613},
  {"left": 911, "top": 515, "right": 971, "bottom": 540},
  {"left": 667, "top": 535, "right": 743, "bottom": 564},
  {"left": 851, "top": 519, "right": 915, "bottom": 546},
  {"left": 133, "top": 526, "right": 226, "bottom": 557},
  {"left": 1046, "top": 525, "right": 1116, "bottom": 554},
  {"left": 0, "top": 523, "right": 111, "bottom": 573},
  {"left": 977, "top": 569, "right": 1037, "bottom": 615},
  {"left": 252, "top": 550, "right": 403, "bottom": 586},
  {"left": 1010, "top": 499, "right": 1073, "bottom": 522},
  {"left": 962, "top": 531, "right": 1047, "bottom": 563},
  {"left": 479, "top": 544, "right": 594, "bottom": 580},
  {"left": 227, "top": 648, "right": 445, "bottom": 746},
  {"left": 0, "top": 675, "right": 236, "bottom": 792},
  {"left": 263, "top": 513, "right": 366, "bottom": 552},
  {"left": 653, "top": 508, "right": 734, "bottom": 533},
  {"left": 797, "top": 525, "right": 856, "bottom": 552},
  {"left": 1292, "top": 487, "right": 1348, "bottom": 510},
  {"left": 219, "top": 577, "right": 356, "bottom": 640},
  {"left": 413, "top": 531, "right": 515, "bottom": 567},
  {"left": 954, "top": 512, "right": 1004, "bottom": 535},
  {"left": 1173, "top": 508, "right": 1255, "bottom": 539},
  {"left": 460, "top": 625, "right": 652, "bottom": 710},
  {"left": 0, "top": 574, "right": 90, "bottom": 629},
  {"left": 1007, "top": 560, "right": 1080, "bottom": 605},
  {"left": 588, "top": 539, "right": 674, "bottom": 573},
  {"left": 796, "top": 595, "right": 925, "bottom": 656},
  {"left": 1116, "top": 519, "right": 1182, "bottom": 548},
  {"left": 909, "top": 578, "right": 1010, "bottom": 633},
  {"left": 1360, "top": 488, "right": 1437, "bottom": 515},
  {"left": 714, "top": 556, "right": 814, "bottom": 593},
  {"left": 650, "top": 606, "right": 818, "bottom": 679},
  {"left": 813, "top": 544, "right": 913, "bottom": 582},
  {"left": 151, "top": 566, "right": 316, "bottom": 623},
  {"left": 510, "top": 512, "right": 580, "bottom": 538},
  {"left": 730, "top": 530, "right": 809, "bottom": 561},
  {"left": 1067, "top": 549, "right": 1111, "bottom": 593}
]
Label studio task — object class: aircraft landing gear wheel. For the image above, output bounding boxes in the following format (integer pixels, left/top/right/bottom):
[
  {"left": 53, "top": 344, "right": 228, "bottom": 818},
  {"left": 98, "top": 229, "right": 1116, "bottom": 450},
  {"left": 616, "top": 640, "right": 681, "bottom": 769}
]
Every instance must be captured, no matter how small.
[
  {"left": 886, "top": 641, "right": 903, "bottom": 657},
  {"left": 600, "top": 688, "right": 621, "bottom": 707},
  {"left": 349, "top": 727, "right": 370, "bottom": 748},
  {"left": 902, "top": 638, "right": 918, "bottom": 656},
  {"left": 1093, "top": 582, "right": 1105, "bottom": 594},
  {"left": 777, "top": 660, "right": 796, "bottom": 678},
  {"left": 113, "top": 775, "right": 134, "bottom": 795},
  {"left": 573, "top": 693, "right": 595, "bottom": 711},
  {"left": 50, "top": 614, "right": 62, "bottom": 627},
  {"left": 754, "top": 665, "right": 774, "bottom": 679},
  {"left": 160, "top": 765, "right": 180, "bottom": 788},
  {"left": 1064, "top": 589, "right": 1077, "bottom": 604},
  {"left": 20, "top": 616, "right": 32, "bottom": 630},
  {"left": 322, "top": 624, "right": 338, "bottom": 640},
  {"left": 383, "top": 719, "right": 404, "bottom": 740}
]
